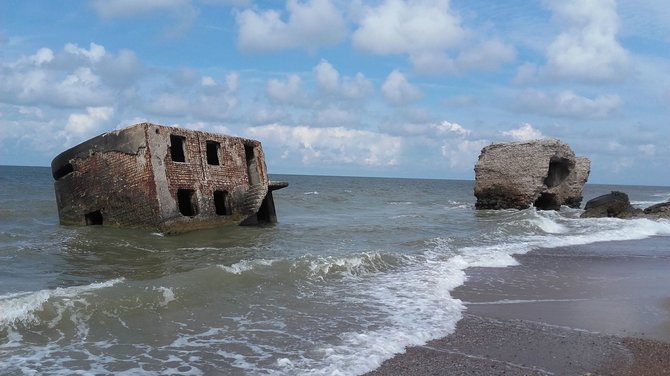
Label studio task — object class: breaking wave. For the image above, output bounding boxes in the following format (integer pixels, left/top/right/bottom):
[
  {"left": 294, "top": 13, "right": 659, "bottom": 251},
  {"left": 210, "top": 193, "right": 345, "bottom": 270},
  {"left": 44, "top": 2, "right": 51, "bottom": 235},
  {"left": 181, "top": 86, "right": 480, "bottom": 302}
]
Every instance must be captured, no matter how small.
[{"left": 0, "top": 278, "right": 124, "bottom": 328}]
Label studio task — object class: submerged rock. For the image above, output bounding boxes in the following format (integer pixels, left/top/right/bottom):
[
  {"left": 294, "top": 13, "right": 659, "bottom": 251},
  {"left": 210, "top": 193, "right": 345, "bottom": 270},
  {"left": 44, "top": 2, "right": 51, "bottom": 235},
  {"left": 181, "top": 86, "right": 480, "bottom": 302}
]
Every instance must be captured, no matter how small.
[
  {"left": 474, "top": 139, "right": 590, "bottom": 210},
  {"left": 643, "top": 201, "right": 670, "bottom": 218},
  {"left": 580, "top": 191, "right": 643, "bottom": 218}
]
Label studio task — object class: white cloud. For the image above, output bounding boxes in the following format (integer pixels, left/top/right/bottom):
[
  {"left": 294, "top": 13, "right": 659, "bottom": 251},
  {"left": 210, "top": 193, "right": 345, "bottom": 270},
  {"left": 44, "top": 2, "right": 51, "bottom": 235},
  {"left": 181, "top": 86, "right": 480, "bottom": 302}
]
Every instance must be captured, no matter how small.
[
  {"left": 502, "top": 123, "right": 544, "bottom": 141},
  {"left": 352, "top": 0, "right": 465, "bottom": 55},
  {"left": 314, "top": 59, "right": 339, "bottom": 92},
  {"left": 0, "top": 43, "right": 145, "bottom": 108},
  {"left": 352, "top": 0, "right": 515, "bottom": 74},
  {"left": 409, "top": 51, "right": 456, "bottom": 75},
  {"left": 381, "top": 70, "right": 421, "bottom": 105},
  {"left": 638, "top": 144, "right": 656, "bottom": 157},
  {"left": 65, "top": 106, "right": 114, "bottom": 135},
  {"left": 314, "top": 106, "right": 358, "bottom": 127},
  {"left": 432, "top": 120, "right": 470, "bottom": 137},
  {"left": 514, "top": 63, "right": 539, "bottom": 84},
  {"left": 201, "top": 76, "right": 216, "bottom": 86},
  {"left": 144, "top": 93, "right": 190, "bottom": 116},
  {"left": 455, "top": 39, "right": 516, "bottom": 71},
  {"left": 30, "top": 48, "right": 54, "bottom": 65},
  {"left": 247, "top": 124, "right": 402, "bottom": 166},
  {"left": 236, "top": 0, "right": 347, "bottom": 52},
  {"left": 96, "top": 49, "right": 143, "bottom": 88},
  {"left": 64, "top": 43, "right": 106, "bottom": 63},
  {"left": 612, "top": 156, "right": 634, "bottom": 173},
  {"left": 381, "top": 118, "right": 485, "bottom": 170},
  {"left": 144, "top": 72, "right": 239, "bottom": 120},
  {"left": 543, "top": 0, "right": 630, "bottom": 83},
  {"left": 313, "top": 59, "right": 373, "bottom": 100},
  {"left": 173, "top": 121, "right": 232, "bottom": 135},
  {"left": 441, "top": 138, "right": 489, "bottom": 169},
  {"left": 406, "top": 119, "right": 488, "bottom": 169},
  {"left": 515, "top": 89, "right": 622, "bottom": 119},
  {"left": 266, "top": 74, "right": 303, "bottom": 104}
]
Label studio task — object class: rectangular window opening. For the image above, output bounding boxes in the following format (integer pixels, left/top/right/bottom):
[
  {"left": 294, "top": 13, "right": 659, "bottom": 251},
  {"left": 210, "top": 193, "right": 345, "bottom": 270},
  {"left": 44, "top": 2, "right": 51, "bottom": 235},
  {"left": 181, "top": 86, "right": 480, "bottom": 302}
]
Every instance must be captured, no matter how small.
[
  {"left": 177, "top": 189, "right": 198, "bottom": 216},
  {"left": 213, "top": 190, "right": 229, "bottom": 215},
  {"left": 206, "top": 141, "right": 220, "bottom": 165},
  {"left": 170, "top": 135, "right": 186, "bottom": 162},
  {"left": 85, "top": 210, "right": 103, "bottom": 225}
]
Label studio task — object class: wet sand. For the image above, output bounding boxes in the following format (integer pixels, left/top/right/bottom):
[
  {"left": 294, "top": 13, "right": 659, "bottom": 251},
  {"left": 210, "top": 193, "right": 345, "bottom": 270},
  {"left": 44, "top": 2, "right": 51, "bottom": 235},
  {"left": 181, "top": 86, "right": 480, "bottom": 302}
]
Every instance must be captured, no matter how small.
[{"left": 366, "top": 237, "right": 670, "bottom": 375}]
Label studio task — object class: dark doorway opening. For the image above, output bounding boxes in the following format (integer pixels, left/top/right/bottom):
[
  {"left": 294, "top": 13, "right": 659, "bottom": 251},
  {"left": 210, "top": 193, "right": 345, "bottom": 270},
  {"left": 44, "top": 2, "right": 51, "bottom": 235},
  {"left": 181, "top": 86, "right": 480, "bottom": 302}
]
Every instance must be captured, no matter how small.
[
  {"left": 170, "top": 135, "right": 186, "bottom": 162},
  {"left": 244, "top": 144, "right": 258, "bottom": 185},
  {"left": 213, "top": 190, "right": 229, "bottom": 215},
  {"left": 177, "top": 189, "right": 198, "bottom": 216},
  {"left": 85, "top": 210, "right": 103, "bottom": 225},
  {"left": 534, "top": 192, "right": 560, "bottom": 211},
  {"left": 544, "top": 158, "right": 571, "bottom": 188},
  {"left": 206, "top": 141, "right": 220, "bottom": 165}
]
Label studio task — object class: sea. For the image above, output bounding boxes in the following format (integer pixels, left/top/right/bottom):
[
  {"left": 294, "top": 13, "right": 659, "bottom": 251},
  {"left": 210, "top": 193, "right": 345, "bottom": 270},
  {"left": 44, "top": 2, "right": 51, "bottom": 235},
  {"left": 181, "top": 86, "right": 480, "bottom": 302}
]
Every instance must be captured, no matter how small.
[{"left": 1, "top": 165, "right": 670, "bottom": 375}]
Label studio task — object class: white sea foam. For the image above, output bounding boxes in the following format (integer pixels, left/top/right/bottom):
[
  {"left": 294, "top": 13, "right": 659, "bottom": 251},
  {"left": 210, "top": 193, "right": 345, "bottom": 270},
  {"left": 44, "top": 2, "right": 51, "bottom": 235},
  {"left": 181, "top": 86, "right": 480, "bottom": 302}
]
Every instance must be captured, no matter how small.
[
  {"left": 217, "top": 259, "right": 276, "bottom": 274},
  {"left": 156, "top": 286, "right": 176, "bottom": 307},
  {"left": 457, "top": 214, "right": 670, "bottom": 274},
  {"left": 0, "top": 278, "right": 124, "bottom": 328},
  {"left": 531, "top": 212, "right": 568, "bottom": 234},
  {"left": 297, "top": 251, "right": 400, "bottom": 280},
  {"left": 537, "top": 217, "right": 670, "bottom": 250},
  {"left": 300, "top": 215, "right": 670, "bottom": 373},
  {"left": 290, "top": 251, "right": 466, "bottom": 375}
]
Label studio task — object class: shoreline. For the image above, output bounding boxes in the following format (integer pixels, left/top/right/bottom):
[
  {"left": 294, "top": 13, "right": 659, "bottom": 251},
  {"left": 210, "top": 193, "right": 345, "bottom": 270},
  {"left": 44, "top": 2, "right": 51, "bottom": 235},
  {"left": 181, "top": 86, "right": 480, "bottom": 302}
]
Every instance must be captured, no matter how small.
[{"left": 366, "top": 236, "right": 670, "bottom": 375}]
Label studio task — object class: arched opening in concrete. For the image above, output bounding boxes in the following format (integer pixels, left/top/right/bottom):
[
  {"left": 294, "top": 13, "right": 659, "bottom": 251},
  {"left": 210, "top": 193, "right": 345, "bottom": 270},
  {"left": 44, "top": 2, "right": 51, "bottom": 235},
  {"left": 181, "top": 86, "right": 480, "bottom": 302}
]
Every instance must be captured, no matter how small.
[
  {"left": 213, "top": 190, "right": 229, "bottom": 215},
  {"left": 544, "top": 158, "right": 571, "bottom": 188},
  {"left": 534, "top": 192, "right": 560, "bottom": 211},
  {"left": 177, "top": 189, "right": 198, "bottom": 216},
  {"left": 53, "top": 163, "right": 74, "bottom": 180},
  {"left": 85, "top": 210, "right": 103, "bottom": 225}
]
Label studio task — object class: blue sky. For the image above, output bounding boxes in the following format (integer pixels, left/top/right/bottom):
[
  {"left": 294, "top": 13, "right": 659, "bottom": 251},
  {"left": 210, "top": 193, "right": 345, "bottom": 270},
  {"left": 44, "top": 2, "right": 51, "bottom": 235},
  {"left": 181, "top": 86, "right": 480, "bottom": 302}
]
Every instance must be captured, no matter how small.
[{"left": 1, "top": 0, "right": 669, "bottom": 185}]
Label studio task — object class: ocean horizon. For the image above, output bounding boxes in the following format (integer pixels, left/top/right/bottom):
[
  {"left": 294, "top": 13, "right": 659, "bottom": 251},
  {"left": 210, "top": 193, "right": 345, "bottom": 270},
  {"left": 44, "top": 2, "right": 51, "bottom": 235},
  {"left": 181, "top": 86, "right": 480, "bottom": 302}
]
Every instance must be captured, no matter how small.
[{"left": 2, "top": 165, "right": 670, "bottom": 375}]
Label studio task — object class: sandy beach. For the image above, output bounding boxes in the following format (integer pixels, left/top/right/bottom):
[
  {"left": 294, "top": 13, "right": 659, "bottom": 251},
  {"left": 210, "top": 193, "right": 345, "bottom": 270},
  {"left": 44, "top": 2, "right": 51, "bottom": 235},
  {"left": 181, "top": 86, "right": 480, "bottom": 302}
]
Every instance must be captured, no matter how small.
[{"left": 366, "top": 236, "right": 670, "bottom": 375}]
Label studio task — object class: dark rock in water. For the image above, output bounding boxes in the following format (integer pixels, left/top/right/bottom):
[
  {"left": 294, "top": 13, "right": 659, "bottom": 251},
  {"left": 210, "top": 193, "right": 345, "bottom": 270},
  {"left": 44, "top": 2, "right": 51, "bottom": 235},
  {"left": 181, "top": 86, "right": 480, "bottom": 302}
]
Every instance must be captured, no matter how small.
[
  {"left": 474, "top": 139, "right": 590, "bottom": 210},
  {"left": 644, "top": 201, "right": 670, "bottom": 218},
  {"left": 580, "top": 191, "right": 643, "bottom": 218}
]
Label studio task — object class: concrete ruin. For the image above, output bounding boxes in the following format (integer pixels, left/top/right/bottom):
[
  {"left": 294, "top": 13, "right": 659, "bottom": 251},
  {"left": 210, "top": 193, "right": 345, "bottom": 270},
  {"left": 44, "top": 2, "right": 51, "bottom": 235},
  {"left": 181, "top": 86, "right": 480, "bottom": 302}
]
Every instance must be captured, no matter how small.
[
  {"left": 51, "top": 123, "right": 287, "bottom": 233},
  {"left": 474, "top": 139, "right": 590, "bottom": 210}
]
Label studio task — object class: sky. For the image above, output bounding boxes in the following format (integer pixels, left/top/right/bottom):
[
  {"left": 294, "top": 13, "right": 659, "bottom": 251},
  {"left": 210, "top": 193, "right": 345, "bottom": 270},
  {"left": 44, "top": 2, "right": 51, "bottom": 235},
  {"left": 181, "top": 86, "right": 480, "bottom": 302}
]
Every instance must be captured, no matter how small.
[{"left": 1, "top": 0, "right": 669, "bottom": 185}]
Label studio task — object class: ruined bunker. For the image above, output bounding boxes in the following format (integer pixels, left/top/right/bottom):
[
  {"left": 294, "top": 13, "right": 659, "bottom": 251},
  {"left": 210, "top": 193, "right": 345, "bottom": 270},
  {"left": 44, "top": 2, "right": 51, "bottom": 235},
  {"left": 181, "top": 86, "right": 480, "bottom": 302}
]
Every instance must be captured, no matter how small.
[
  {"left": 51, "top": 123, "right": 287, "bottom": 233},
  {"left": 474, "top": 139, "right": 590, "bottom": 210}
]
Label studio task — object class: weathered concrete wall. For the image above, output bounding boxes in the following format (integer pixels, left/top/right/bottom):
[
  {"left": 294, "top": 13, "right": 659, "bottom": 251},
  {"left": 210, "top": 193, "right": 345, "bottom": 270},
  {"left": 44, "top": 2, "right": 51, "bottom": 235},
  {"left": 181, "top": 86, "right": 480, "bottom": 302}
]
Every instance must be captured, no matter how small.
[
  {"left": 53, "top": 125, "right": 160, "bottom": 227},
  {"left": 150, "top": 124, "right": 269, "bottom": 232},
  {"left": 474, "top": 139, "right": 590, "bottom": 210}
]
